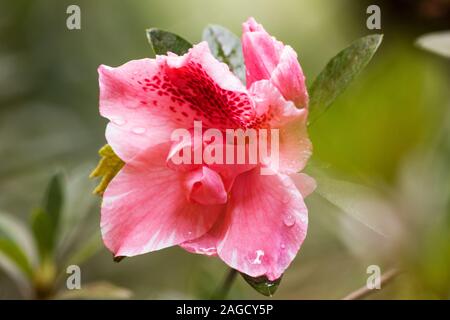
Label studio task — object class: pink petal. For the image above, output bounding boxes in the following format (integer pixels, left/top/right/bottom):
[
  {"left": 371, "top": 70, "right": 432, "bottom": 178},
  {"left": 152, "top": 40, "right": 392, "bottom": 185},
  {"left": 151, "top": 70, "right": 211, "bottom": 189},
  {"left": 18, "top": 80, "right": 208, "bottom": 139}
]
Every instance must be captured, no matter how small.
[
  {"left": 250, "top": 80, "right": 312, "bottom": 174},
  {"left": 218, "top": 168, "right": 308, "bottom": 280},
  {"left": 166, "top": 130, "right": 202, "bottom": 172},
  {"left": 242, "top": 18, "right": 283, "bottom": 85},
  {"left": 180, "top": 213, "right": 226, "bottom": 257},
  {"left": 98, "top": 42, "right": 256, "bottom": 161},
  {"left": 205, "top": 137, "right": 258, "bottom": 192},
  {"left": 101, "top": 143, "right": 224, "bottom": 257},
  {"left": 289, "top": 173, "right": 316, "bottom": 198},
  {"left": 271, "top": 46, "right": 309, "bottom": 108},
  {"left": 277, "top": 115, "right": 312, "bottom": 174},
  {"left": 99, "top": 61, "right": 179, "bottom": 162},
  {"left": 250, "top": 80, "right": 303, "bottom": 126},
  {"left": 242, "top": 17, "right": 308, "bottom": 107},
  {"left": 185, "top": 166, "right": 228, "bottom": 205},
  {"left": 164, "top": 41, "right": 256, "bottom": 129},
  {"left": 182, "top": 168, "right": 309, "bottom": 280},
  {"left": 209, "top": 161, "right": 256, "bottom": 192}
]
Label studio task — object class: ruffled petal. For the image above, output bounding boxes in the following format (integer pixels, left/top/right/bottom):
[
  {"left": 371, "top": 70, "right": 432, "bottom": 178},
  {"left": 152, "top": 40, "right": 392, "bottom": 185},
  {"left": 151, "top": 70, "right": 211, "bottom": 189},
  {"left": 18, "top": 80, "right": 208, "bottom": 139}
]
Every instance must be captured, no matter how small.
[
  {"left": 185, "top": 166, "right": 228, "bottom": 205},
  {"left": 99, "top": 61, "right": 179, "bottom": 162},
  {"left": 271, "top": 46, "right": 308, "bottom": 108},
  {"left": 217, "top": 168, "right": 308, "bottom": 280},
  {"left": 242, "top": 17, "right": 308, "bottom": 107},
  {"left": 242, "top": 18, "right": 283, "bottom": 85},
  {"left": 289, "top": 173, "right": 316, "bottom": 198},
  {"left": 163, "top": 41, "right": 256, "bottom": 129},
  {"left": 249, "top": 80, "right": 312, "bottom": 174},
  {"left": 101, "top": 143, "right": 224, "bottom": 257},
  {"left": 181, "top": 168, "right": 309, "bottom": 280},
  {"left": 98, "top": 42, "right": 256, "bottom": 161},
  {"left": 179, "top": 213, "right": 226, "bottom": 257}
]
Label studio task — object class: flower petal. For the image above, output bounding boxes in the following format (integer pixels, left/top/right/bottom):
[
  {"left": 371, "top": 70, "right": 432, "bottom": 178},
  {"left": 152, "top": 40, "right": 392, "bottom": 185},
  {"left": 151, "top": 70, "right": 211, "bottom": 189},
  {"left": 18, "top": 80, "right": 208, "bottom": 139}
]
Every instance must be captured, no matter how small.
[
  {"left": 250, "top": 80, "right": 312, "bottom": 174},
  {"left": 271, "top": 46, "right": 309, "bottom": 108},
  {"left": 164, "top": 42, "right": 255, "bottom": 128},
  {"left": 242, "top": 18, "right": 283, "bottom": 85},
  {"left": 289, "top": 173, "right": 316, "bottom": 198},
  {"left": 242, "top": 17, "right": 308, "bottom": 107},
  {"left": 277, "top": 114, "right": 312, "bottom": 174},
  {"left": 217, "top": 168, "right": 308, "bottom": 280},
  {"left": 99, "top": 42, "right": 255, "bottom": 161},
  {"left": 166, "top": 129, "right": 202, "bottom": 172},
  {"left": 183, "top": 168, "right": 309, "bottom": 280},
  {"left": 180, "top": 213, "right": 226, "bottom": 257},
  {"left": 185, "top": 166, "right": 228, "bottom": 205},
  {"left": 101, "top": 143, "right": 224, "bottom": 257},
  {"left": 99, "top": 60, "right": 180, "bottom": 162}
]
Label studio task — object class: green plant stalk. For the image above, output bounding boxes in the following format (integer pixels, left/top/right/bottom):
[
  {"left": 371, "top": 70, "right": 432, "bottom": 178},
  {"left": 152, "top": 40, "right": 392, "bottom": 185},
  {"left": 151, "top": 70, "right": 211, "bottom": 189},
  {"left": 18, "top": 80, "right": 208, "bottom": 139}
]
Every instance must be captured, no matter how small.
[{"left": 213, "top": 268, "right": 238, "bottom": 299}]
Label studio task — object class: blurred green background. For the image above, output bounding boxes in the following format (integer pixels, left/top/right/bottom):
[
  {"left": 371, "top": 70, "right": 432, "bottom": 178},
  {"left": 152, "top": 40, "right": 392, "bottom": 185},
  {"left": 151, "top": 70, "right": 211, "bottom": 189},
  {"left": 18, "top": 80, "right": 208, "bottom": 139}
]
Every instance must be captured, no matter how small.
[{"left": 0, "top": 0, "right": 449, "bottom": 299}]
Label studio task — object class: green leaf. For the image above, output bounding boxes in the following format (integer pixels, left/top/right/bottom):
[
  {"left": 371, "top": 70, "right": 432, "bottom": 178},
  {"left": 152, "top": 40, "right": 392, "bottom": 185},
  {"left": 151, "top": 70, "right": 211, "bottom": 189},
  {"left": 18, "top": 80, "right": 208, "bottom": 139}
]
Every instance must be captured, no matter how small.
[
  {"left": 30, "top": 208, "right": 55, "bottom": 259},
  {"left": 416, "top": 31, "right": 450, "bottom": 58},
  {"left": 0, "top": 251, "right": 32, "bottom": 297},
  {"left": 309, "top": 168, "right": 390, "bottom": 238},
  {"left": 90, "top": 144, "right": 125, "bottom": 196},
  {"left": 0, "top": 239, "right": 33, "bottom": 278},
  {"left": 146, "top": 28, "right": 192, "bottom": 56},
  {"left": 29, "top": 173, "right": 66, "bottom": 260},
  {"left": 43, "top": 172, "right": 64, "bottom": 232},
  {"left": 240, "top": 273, "right": 282, "bottom": 297},
  {"left": 0, "top": 213, "right": 35, "bottom": 279},
  {"left": 308, "top": 34, "right": 383, "bottom": 125},
  {"left": 57, "top": 165, "right": 99, "bottom": 256},
  {"left": 0, "top": 212, "right": 37, "bottom": 266},
  {"left": 202, "top": 24, "right": 245, "bottom": 83}
]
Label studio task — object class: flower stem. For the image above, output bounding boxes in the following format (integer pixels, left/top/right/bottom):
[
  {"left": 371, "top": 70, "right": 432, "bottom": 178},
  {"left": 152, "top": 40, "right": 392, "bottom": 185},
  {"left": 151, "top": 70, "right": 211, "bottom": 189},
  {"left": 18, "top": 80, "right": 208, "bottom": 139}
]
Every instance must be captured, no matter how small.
[
  {"left": 213, "top": 268, "right": 238, "bottom": 299},
  {"left": 342, "top": 268, "right": 400, "bottom": 300}
]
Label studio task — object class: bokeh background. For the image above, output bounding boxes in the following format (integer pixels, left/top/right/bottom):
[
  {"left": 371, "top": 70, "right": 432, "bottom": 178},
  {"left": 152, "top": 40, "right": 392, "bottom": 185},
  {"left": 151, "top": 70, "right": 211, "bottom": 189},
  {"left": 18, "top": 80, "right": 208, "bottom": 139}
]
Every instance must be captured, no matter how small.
[{"left": 0, "top": 0, "right": 449, "bottom": 299}]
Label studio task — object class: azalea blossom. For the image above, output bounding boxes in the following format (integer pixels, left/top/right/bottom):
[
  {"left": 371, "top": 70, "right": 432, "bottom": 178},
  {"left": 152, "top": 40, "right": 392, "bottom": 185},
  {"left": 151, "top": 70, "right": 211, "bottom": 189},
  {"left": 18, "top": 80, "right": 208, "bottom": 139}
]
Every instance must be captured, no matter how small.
[{"left": 98, "top": 17, "right": 315, "bottom": 280}]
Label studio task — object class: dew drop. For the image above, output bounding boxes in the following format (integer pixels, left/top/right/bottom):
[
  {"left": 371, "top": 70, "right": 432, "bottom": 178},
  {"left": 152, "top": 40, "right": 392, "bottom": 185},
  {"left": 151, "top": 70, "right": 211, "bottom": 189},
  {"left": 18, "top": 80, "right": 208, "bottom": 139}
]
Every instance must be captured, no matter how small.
[
  {"left": 199, "top": 247, "right": 216, "bottom": 256},
  {"left": 300, "top": 215, "right": 308, "bottom": 223},
  {"left": 280, "top": 244, "right": 286, "bottom": 250},
  {"left": 282, "top": 194, "right": 291, "bottom": 204},
  {"left": 283, "top": 214, "right": 296, "bottom": 227},
  {"left": 251, "top": 250, "right": 265, "bottom": 264},
  {"left": 132, "top": 127, "right": 146, "bottom": 134}
]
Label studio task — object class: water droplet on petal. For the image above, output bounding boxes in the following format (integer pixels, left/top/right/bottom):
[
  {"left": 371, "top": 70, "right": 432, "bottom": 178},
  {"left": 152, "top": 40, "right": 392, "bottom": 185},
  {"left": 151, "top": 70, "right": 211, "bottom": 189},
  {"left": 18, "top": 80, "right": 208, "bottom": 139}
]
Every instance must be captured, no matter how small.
[
  {"left": 300, "top": 215, "right": 308, "bottom": 223},
  {"left": 282, "top": 194, "right": 291, "bottom": 204},
  {"left": 251, "top": 250, "right": 265, "bottom": 264},
  {"left": 283, "top": 214, "right": 296, "bottom": 227},
  {"left": 199, "top": 247, "right": 216, "bottom": 256},
  {"left": 132, "top": 127, "right": 146, "bottom": 134},
  {"left": 280, "top": 244, "right": 286, "bottom": 250}
]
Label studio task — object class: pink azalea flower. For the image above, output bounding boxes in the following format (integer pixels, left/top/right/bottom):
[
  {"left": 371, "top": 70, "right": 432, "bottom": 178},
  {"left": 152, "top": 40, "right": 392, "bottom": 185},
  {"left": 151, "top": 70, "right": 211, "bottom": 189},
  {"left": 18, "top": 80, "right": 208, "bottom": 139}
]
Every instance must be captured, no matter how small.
[{"left": 98, "top": 17, "right": 315, "bottom": 281}]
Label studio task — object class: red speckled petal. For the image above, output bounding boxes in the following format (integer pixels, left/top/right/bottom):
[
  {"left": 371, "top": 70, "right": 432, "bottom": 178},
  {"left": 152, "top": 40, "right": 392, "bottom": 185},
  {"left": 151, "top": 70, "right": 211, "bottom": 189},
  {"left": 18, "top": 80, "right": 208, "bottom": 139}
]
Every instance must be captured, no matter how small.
[{"left": 98, "top": 42, "right": 256, "bottom": 161}]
